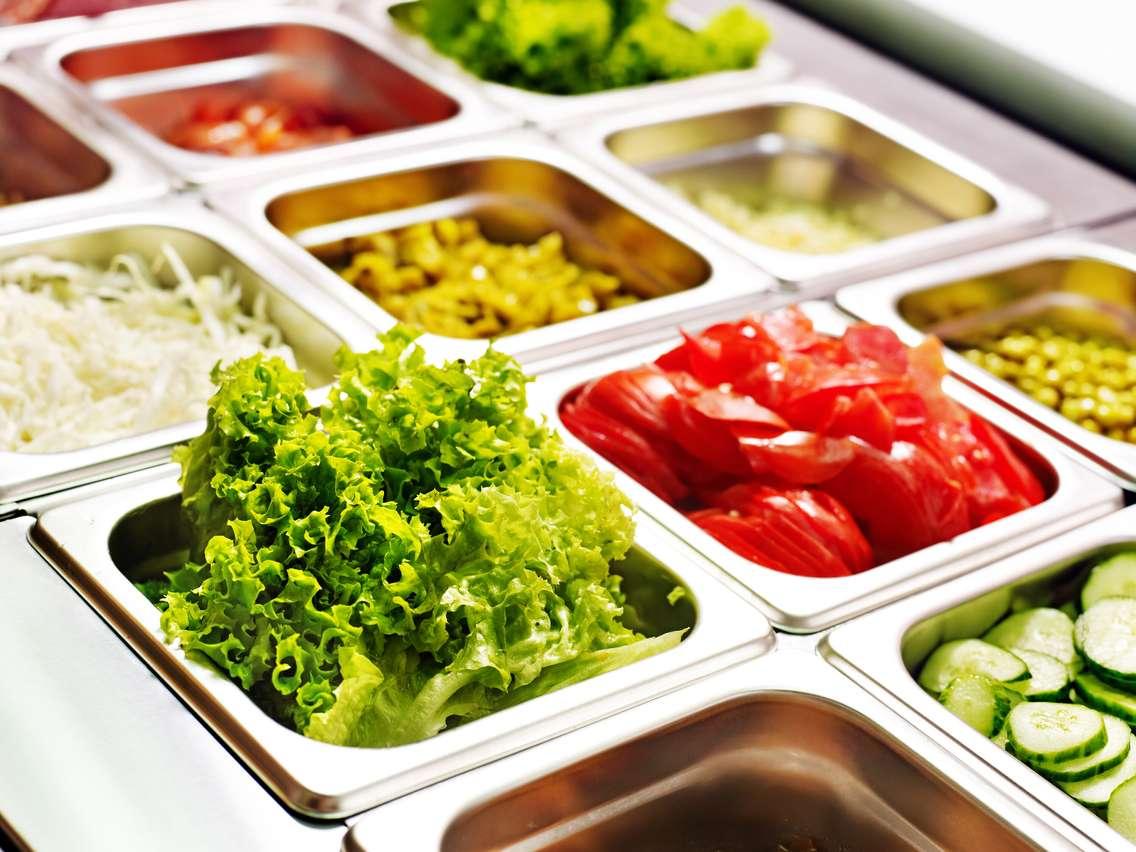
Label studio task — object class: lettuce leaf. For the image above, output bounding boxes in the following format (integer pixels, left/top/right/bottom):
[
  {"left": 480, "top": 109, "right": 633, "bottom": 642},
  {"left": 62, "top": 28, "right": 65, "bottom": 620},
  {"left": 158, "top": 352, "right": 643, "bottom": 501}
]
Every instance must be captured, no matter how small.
[{"left": 158, "top": 328, "right": 680, "bottom": 747}]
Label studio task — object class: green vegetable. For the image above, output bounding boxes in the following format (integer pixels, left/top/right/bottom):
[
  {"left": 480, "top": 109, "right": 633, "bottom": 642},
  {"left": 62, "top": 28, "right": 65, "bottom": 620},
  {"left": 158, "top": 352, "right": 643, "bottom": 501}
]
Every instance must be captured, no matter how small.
[
  {"left": 394, "top": 0, "right": 771, "bottom": 95},
  {"left": 156, "top": 327, "right": 683, "bottom": 747}
]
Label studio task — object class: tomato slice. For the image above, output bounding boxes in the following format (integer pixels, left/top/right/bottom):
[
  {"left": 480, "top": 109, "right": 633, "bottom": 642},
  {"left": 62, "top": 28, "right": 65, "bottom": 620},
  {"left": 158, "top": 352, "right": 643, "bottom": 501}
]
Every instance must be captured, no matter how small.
[
  {"left": 685, "top": 387, "right": 789, "bottom": 432},
  {"left": 967, "top": 413, "right": 1047, "bottom": 507},
  {"left": 817, "top": 387, "right": 896, "bottom": 452},
  {"left": 662, "top": 394, "right": 747, "bottom": 474},
  {"left": 840, "top": 324, "right": 909, "bottom": 374},
  {"left": 736, "top": 431, "right": 856, "bottom": 484},
  {"left": 574, "top": 365, "right": 676, "bottom": 440}
]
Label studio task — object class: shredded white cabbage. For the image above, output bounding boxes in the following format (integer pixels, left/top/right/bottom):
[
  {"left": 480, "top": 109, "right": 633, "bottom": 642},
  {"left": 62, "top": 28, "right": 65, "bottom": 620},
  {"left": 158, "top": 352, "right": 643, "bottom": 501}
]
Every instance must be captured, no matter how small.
[{"left": 0, "top": 244, "right": 295, "bottom": 453}]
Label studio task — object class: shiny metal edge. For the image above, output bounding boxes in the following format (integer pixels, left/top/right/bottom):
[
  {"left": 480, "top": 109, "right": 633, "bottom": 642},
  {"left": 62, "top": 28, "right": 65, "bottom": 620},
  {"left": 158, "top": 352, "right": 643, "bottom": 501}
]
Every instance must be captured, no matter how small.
[
  {"left": 19, "top": 5, "right": 518, "bottom": 188},
  {"left": 836, "top": 233, "right": 1136, "bottom": 490},
  {"left": 0, "top": 64, "right": 167, "bottom": 235},
  {"left": 29, "top": 472, "right": 775, "bottom": 819},
  {"left": 823, "top": 504, "right": 1136, "bottom": 852},
  {"left": 341, "top": 0, "right": 794, "bottom": 126},
  {"left": 528, "top": 299, "right": 1123, "bottom": 633},
  {"left": 204, "top": 128, "right": 776, "bottom": 369},
  {"left": 556, "top": 82, "right": 1052, "bottom": 286},
  {"left": 343, "top": 648, "right": 1086, "bottom": 851},
  {"left": 0, "top": 199, "right": 379, "bottom": 505}
]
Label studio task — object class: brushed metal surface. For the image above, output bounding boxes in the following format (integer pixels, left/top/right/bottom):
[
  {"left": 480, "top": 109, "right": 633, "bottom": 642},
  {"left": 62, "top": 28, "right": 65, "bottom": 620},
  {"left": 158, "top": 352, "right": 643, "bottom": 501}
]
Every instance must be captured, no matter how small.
[
  {"left": 20, "top": 4, "right": 516, "bottom": 187},
  {"left": 344, "top": 648, "right": 1084, "bottom": 851},
  {"left": 825, "top": 505, "right": 1136, "bottom": 852},
  {"left": 29, "top": 470, "right": 774, "bottom": 818},
  {"left": 836, "top": 231, "right": 1136, "bottom": 488},
  {"left": 206, "top": 130, "right": 775, "bottom": 369},
  {"left": 557, "top": 83, "right": 1049, "bottom": 288},
  {"left": 342, "top": 0, "right": 794, "bottom": 127},
  {"left": 0, "top": 510, "right": 346, "bottom": 852},
  {"left": 0, "top": 64, "right": 166, "bottom": 235},
  {"left": 529, "top": 299, "right": 1123, "bottom": 632},
  {"left": 0, "top": 200, "right": 378, "bottom": 504}
]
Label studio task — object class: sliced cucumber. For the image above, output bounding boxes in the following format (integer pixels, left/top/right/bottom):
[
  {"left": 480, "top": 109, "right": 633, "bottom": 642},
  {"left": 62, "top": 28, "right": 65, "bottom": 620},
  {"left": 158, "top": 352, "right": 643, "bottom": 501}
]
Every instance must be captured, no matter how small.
[
  {"left": 1074, "top": 671, "right": 1136, "bottom": 726},
  {"left": 1082, "top": 552, "right": 1136, "bottom": 611},
  {"left": 1061, "top": 735, "right": 1136, "bottom": 809},
  {"left": 1109, "top": 774, "right": 1136, "bottom": 843},
  {"left": 940, "top": 674, "right": 1022, "bottom": 736},
  {"left": 1075, "top": 598, "right": 1136, "bottom": 688},
  {"left": 984, "top": 607, "right": 1076, "bottom": 666},
  {"left": 918, "top": 639, "right": 1030, "bottom": 695},
  {"left": 902, "top": 615, "right": 943, "bottom": 671},
  {"left": 940, "top": 588, "right": 1012, "bottom": 641},
  {"left": 1011, "top": 649, "right": 1072, "bottom": 701},
  {"left": 1036, "top": 714, "right": 1131, "bottom": 782},
  {"left": 1007, "top": 702, "right": 1106, "bottom": 764}
]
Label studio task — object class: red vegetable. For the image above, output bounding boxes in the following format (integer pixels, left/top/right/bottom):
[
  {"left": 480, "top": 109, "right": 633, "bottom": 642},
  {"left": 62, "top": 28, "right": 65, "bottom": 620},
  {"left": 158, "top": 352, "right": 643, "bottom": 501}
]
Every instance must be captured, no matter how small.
[{"left": 559, "top": 306, "right": 1048, "bottom": 577}]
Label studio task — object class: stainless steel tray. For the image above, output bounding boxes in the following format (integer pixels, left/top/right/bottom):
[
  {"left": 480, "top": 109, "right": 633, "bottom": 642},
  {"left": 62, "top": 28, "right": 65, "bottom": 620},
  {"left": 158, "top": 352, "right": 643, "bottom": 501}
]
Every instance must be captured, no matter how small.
[
  {"left": 0, "top": 64, "right": 166, "bottom": 235},
  {"left": 205, "top": 130, "right": 773, "bottom": 369},
  {"left": 824, "top": 504, "right": 1136, "bottom": 852},
  {"left": 342, "top": 0, "right": 794, "bottom": 127},
  {"left": 0, "top": 200, "right": 378, "bottom": 505},
  {"left": 836, "top": 234, "right": 1136, "bottom": 489},
  {"left": 528, "top": 300, "right": 1122, "bottom": 632},
  {"left": 343, "top": 647, "right": 1086, "bottom": 851},
  {"left": 556, "top": 83, "right": 1050, "bottom": 288},
  {"left": 29, "top": 471, "right": 774, "bottom": 819},
  {"left": 18, "top": 5, "right": 515, "bottom": 188}
]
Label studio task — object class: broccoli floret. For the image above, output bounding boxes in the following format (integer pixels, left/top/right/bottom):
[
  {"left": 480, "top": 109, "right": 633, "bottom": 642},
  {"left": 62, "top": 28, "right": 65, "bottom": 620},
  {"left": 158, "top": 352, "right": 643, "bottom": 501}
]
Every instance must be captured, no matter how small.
[{"left": 398, "top": 0, "right": 771, "bottom": 95}]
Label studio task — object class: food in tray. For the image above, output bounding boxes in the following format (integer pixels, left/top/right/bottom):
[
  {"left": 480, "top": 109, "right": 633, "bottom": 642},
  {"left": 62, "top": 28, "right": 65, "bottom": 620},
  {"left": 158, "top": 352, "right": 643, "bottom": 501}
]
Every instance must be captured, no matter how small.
[
  {"left": 166, "top": 97, "right": 356, "bottom": 157},
  {"left": 670, "top": 184, "right": 881, "bottom": 255},
  {"left": 390, "top": 0, "right": 770, "bottom": 95},
  {"left": 560, "top": 306, "right": 1046, "bottom": 577},
  {"left": 0, "top": 245, "right": 293, "bottom": 453},
  {"left": 140, "top": 327, "right": 683, "bottom": 748},
  {"left": 332, "top": 217, "right": 642, "bottom": 339},
  {"left": 0, "top": 0, "right": 167, "bottom": 22},
  {"left": 0, "top": 189, "right": 25, "bottom": 207},
  {"left": 960, "top": 326, "right": 1136, "bottom": 444},
  {"left": 916, "top": 550, "right": 1136, "bottom": 842}
]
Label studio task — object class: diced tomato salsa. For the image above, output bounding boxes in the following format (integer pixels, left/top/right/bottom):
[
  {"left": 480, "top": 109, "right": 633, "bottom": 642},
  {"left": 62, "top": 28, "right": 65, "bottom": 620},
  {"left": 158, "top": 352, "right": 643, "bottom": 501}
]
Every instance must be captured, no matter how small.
[{"left": 560, "top": 306, "right": 1047, "bottom": 578}]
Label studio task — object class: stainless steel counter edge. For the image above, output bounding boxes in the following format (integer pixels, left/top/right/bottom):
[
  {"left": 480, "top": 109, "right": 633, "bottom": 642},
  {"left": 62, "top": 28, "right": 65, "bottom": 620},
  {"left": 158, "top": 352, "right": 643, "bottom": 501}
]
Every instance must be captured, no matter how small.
[
  {"left": 29, "top": 472, "right": 776, "bottom": 818},
  {"left": 555, "top": 81, "right": 1052, "bottom": 287},
  {"left": 340, "top": 0, "right": 795, "bottom": 127},
  {"left": 0, "top": 200, "right": 379, "bottom": 505},
  {"left": 342, "top": 647, "right": 1087, "bottom": 851},
  {"left": 14, "top": 4, "right": 519, "bottom": 188},
  {"left": 823, "top": 504, "right": 1136, "bottom": 852},
  {"left": 0, "top": 64, "right": 168, "bottom": 235},
  {"left": 204, "top": 129, "right": 777, "bottom": 369},
  {"left": 528, "top": 299, "right": 1123, "bottom": 632},
  {"left": 835, "top": 231, "right": 1136, "bottom": 489}
]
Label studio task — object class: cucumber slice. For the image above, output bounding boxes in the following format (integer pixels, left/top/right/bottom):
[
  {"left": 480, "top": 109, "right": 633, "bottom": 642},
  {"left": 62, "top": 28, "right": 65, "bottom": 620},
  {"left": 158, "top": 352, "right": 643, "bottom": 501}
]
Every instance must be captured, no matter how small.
[
  {"left": 1007, "top": 702, "right": 1106, "bottom": 764},
  {"left": 984, "top": 607, "right": 1076, "bottom": 666},
  {"left": 918, "top": 639, "right": 1030, "bottom": 695},
  {"left": 1036, "top": 714, "right": 1131, "bottom": 782},
  {"left": 1075, "top": 598, "right": 1136, "bottom": 688},
  {"left": 940, "top": 674, "right": 1022, "bottom": 736},
  {"left": 1062, "top": 735, "right": 1136, "bottom": 809},
  {"left": 1109, "top": 774, "right": 1136, "bottom": 843},
  {"left": 1082, "top": 552, "right": 1136, "bottom": 611},
  {"left": 940, "top": 589, "right": 1012, "bottom": 641},
  {"left": 902, "top": 615, "right": 943, "bottom": 671},
  {"left": 1011, "top": 649, "right": 1072, "bottom": 701},
  {"left": 1074, "top": 671, "right": 1136, "bottom": 726}
]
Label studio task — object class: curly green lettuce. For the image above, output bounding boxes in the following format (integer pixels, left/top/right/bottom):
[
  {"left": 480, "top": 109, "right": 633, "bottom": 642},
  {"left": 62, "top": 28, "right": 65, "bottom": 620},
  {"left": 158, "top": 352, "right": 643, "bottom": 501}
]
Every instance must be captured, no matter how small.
[
  {"left": 393, "top": 0, "right": 771, "bottom": 95},
  {"left": 148, "top": 327, "right": 682, "bottom": 747}
]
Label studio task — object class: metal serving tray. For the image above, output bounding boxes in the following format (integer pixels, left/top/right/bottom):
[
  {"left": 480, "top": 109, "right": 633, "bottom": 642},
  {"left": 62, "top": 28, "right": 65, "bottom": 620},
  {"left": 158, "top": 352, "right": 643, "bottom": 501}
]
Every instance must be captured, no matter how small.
[
  {"left": 206, "top": 130, "right": 773, "bottom": 369},
  {"left": 557, "top": 83, "right": 1050, "bottom": 288},
  {"left": 0, "top": 201, "right": 377, "bottom": 505},
  {"left": 837, "top": 234, "right": 1136, "bottom": 490},
  {"left": 529, "top": 300, "right": 1121, "bottom": 633},
  {"left": 20, "top": 5, "right": 514, "bottom": 188},
  {"left": 824, "top": 504, "right": 1136, "bottom": 851},
  {"left": 342, "top": 0, "right": 794, "bottom": 127},
  {"left": 0, "top": 64, "right": 165, "bottom": 235},
  {"left": 343, "top": 647, "right": 1083, "bottom": 851},
  {"left": 29, "top": 471, "right": 774, "bottom": 819}
]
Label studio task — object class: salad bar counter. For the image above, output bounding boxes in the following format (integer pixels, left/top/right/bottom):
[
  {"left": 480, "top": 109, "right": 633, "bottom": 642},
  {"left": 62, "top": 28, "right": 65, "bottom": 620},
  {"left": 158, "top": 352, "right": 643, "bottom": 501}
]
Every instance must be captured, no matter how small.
[{"left": 2, "top": 1, "right": 1136, "bottom": 851}]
